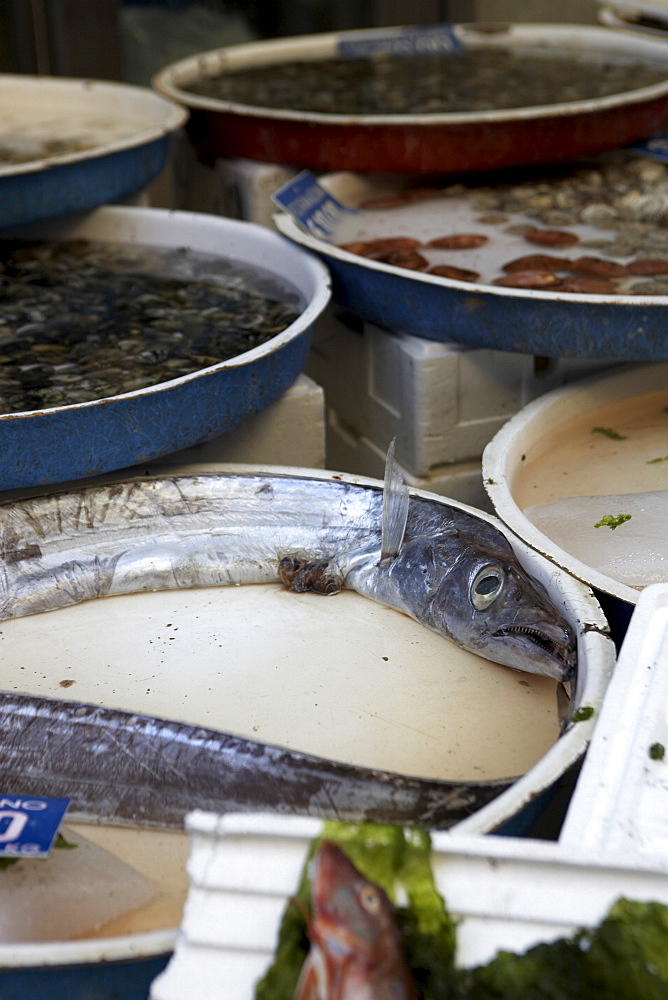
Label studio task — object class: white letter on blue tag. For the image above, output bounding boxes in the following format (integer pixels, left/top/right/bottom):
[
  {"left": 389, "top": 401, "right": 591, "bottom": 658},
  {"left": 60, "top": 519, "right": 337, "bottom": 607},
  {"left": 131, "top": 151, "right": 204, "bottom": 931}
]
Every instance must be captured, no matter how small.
[{"left": 0, "top": 795, "right": 69, "bottom": 859}]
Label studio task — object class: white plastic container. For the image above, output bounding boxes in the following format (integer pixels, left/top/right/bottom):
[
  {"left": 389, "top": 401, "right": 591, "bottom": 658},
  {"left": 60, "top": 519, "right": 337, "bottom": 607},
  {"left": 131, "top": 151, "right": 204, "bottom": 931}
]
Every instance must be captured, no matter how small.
[
  {"left": 483, "top": 361, "right": 668, "bottom": 605},
  {"left": 323, "top": 422, "right": 493, "bottom": 511}
]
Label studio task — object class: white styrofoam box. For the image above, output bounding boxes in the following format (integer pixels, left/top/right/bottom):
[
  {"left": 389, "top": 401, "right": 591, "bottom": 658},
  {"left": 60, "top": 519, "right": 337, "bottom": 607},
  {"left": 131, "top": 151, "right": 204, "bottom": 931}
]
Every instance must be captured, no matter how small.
[
  {"left": 306, "top": 308, "right": 620, "bottom": 478},
  {"left": 150, "top": 374, "right": 325, "bottom": 470},
  {"left": 560, "top": 582, "right": 668, "bottom": 857},
  {"left": 150, "top": 813, "right": 323, "bottom": 1000},
  {"left": 326, "top": 413, "right": 493, "bottom": 512},
  {"left": 151, "top": 808, "right": 668, "bottom": 1000},
  {"left": 216, "top": 158, "right": 299, "bottom": 230},
  {"left": 427, "top": 833, "right": 668, "bottom": 966},
  {"left": 170, "top": 139, "right": 299, "bottom": 229}
]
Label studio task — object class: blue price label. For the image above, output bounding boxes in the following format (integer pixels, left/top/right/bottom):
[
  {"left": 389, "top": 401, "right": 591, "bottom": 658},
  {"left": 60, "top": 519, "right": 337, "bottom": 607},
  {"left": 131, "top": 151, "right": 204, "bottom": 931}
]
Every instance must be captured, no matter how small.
[
  {"left": 338, "top": 24, "right": 462, "bottom": 59},
  {"left": 629, "top": 133, "right": 668, "bottom": 162},
  {"left": 272, "top": 170, "right": 356, "bottom": 241},
  {"left": 0, "top": 795, "right": 69, "bottom": 859}
]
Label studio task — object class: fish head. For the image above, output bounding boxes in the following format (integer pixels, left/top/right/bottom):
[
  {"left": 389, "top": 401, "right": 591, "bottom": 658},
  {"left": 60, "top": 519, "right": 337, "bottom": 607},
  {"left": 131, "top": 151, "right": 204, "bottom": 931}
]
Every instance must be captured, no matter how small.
[
  {"left": 302, "top": 841, "right": 417, "bottom": 1000},
  {"left": 309, "top": 841, "right": 400, "bottom": 956},
  {"left": 426, "top": 529, "right": 576, "bottom": 681}
]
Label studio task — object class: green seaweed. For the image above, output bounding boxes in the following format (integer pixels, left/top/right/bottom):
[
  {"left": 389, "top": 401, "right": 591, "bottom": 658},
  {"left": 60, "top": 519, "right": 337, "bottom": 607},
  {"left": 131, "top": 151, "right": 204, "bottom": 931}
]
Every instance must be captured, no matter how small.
[
  {"left": 464, "top": 938, "right": 585, "bottom": 999},
  {"left": 591, "top": 426, "right": 627, "bottom": 441},
  {"left": 465, "top": 900, "right": 668, "bottom": 999},
  {"left": 647, "top": 455, "right": 668, "bottom": 464},
  {"left": 53, "top": 831, "right": 77, "bottom": 850},
  {"left": 571, "top": 705, "right": 595, "bottom": 722},
  {"left": 257, "top": 828, "right": 668, "bottom": 1000},
  {"left": 580, "top": 899, "right": 668, "bottom": 999},
  {"left": 594, "top": 514, "right": 631, "bottom": 530},
  {"left": 0, "top": 830, "right": 77, "bottom": 871}
]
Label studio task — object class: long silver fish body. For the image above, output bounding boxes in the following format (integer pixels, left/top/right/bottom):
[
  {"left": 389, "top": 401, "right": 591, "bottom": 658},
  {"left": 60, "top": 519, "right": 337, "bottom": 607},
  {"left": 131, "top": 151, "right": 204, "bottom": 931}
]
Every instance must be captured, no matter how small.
[{"left": 0, "top": 471, "right": 576, "bottom": 829}]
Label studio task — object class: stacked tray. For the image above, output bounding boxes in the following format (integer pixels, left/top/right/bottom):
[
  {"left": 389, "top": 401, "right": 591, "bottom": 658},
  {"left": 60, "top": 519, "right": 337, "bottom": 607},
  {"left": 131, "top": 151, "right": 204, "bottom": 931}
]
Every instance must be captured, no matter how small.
[
  {"left": 0, "top": 75, "right": 186, "bottom": 229},
  {"left": 274, "top": 160, "right": 668, "bottom": 358},
  {"left": 153, "top": 21, "right": 668, "bottom": 174}
]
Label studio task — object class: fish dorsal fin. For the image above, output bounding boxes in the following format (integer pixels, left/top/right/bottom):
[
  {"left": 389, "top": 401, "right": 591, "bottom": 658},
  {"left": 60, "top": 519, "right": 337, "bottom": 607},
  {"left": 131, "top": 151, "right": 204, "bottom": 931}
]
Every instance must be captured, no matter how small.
[{"left": 381, "top": 438, "right": 410, "bottom": 561}]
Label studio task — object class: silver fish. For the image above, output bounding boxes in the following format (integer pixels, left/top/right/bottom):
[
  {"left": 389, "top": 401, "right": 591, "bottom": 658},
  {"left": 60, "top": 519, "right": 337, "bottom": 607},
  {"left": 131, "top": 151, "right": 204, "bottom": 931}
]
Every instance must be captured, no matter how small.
[
  {"left": 0, "top": 468, "right": 576, "bottom": 828},
  {"left": 1, "top": 692, "right": 506, "bottom": 828},
  {"left": 0, "top": 470, "right": 574, "bottom": 677}
]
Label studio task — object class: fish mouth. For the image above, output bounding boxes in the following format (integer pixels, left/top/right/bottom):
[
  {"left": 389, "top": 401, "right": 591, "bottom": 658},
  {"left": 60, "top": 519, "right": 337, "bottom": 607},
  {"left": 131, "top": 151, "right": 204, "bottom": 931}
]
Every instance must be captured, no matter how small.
[{"left": 493, "top": 624, "right": 576, "bottom": 680}]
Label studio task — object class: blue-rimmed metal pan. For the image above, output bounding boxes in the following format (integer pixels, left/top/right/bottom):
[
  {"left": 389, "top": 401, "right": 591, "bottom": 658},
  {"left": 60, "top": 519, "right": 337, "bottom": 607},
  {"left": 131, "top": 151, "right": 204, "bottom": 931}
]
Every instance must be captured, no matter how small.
[
  {"left": 0, "top": 75, "right": 186, "bottom": 229},
  {"left": 0, "top": 206, "right": 331, "bottom": 490},
  {"left": 274, "top": 169, "right": 668, "bottom": 360}
]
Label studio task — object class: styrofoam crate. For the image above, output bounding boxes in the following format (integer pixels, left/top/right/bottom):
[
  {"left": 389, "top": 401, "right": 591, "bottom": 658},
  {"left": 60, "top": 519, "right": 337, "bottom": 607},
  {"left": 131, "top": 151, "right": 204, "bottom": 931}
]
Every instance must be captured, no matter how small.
[
  {"left": 216, "top": 158, "right": 299, "bottom": 230},
  {"left": 151, "top": 579, "right": 668, "bottom": 997},
  {"left": 169, "top": 141, "right": 299, "bottom": 230},
  {"left": 560, "top": 582, "right": 668, "bottom": 857},
  {"left": 306, "top": 308, "right": 621, "bottom": 478},
  {"left": 326, "top": 413, "right": 494, "bottom": 512},
  {"left": 151, "top": 806, "right": 668, "bottom": 998},
  {"left": 152, "top": 374, "right": 325, "bottom": 471}
]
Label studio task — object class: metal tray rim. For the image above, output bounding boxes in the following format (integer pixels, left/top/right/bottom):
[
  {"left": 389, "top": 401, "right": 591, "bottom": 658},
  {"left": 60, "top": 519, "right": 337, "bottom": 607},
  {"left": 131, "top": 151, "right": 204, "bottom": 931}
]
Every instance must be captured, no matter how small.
[{"left": 153, "top": 21, "right": 668, "bottom": 127}]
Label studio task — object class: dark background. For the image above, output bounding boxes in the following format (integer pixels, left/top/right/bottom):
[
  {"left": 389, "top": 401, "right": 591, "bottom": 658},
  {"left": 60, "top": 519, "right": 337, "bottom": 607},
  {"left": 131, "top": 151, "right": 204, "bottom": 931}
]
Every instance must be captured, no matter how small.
[{"left": 0, "top": 0, "right": 597, "bottom": 84}]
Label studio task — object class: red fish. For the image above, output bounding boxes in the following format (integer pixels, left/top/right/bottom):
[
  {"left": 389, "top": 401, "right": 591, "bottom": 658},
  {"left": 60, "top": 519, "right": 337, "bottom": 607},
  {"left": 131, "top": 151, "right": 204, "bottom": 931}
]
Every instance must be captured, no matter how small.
[{"left": 294, "top": 841, "right": 418, "bottom": 1000}]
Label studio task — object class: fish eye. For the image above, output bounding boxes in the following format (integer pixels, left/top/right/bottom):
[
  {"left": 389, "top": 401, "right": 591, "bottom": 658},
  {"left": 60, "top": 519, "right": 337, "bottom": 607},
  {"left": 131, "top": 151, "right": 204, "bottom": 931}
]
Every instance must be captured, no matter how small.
[
  {"left": 359, "top": 885, "right": 381, "bottom": 914},
  {"left": 470, "top": 565, "right": 505, "bottom": 611}
]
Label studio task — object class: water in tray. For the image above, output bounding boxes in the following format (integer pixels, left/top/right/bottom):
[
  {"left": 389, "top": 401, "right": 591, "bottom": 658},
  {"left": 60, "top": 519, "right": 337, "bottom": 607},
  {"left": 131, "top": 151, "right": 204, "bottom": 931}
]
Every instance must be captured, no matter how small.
[{"left": 524, "top": 490, "right": 668, "bottom": 590}]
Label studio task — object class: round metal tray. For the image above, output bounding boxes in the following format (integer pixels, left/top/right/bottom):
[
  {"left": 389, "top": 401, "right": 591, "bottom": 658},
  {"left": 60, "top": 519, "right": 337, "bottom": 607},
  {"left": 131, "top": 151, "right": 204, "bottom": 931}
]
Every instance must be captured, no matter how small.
[
  {"left": 154, "top": 22, "right": 668, "bottom": 174},
  {"left": 0, "top": 463, "right": 614, "bottom": 997},
  {"left": 274, "top": 169, "right": 668, "bottom": 360},
  {"left": 0, "top": 75, "right": 186, "bottom": 229},
  {"left": 0, "top": 207, "right": 331, "bottom": 491}
]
